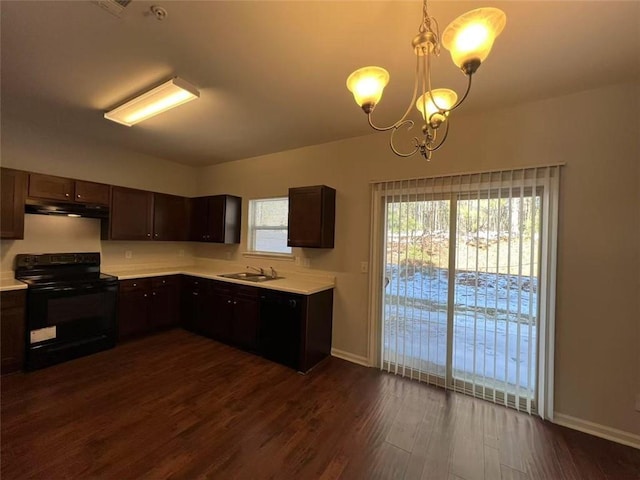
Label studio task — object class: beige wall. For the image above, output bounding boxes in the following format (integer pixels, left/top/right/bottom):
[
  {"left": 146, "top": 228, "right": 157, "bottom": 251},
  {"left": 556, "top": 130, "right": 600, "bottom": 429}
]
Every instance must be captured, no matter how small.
[
  {"left": 1, "top": 118, "right": 198, "bottom": 197},
  {"left": 0, "top": 83, "right": 638, "bottom": 436},
  {"left": 194, "top": 82, "right": 640, "bottom": 435},
  {"left": 0, "top": 118, "right": 198, "bottom": 272}
]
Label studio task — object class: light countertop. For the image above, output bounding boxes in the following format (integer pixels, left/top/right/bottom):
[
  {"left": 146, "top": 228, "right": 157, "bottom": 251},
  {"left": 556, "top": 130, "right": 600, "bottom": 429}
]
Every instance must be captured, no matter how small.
[
  {"left": 0, "top": 278, "right": 28, "bottom": 292},
  {"left": 103, "top": 265, "right": 335, "bottom": 295}
]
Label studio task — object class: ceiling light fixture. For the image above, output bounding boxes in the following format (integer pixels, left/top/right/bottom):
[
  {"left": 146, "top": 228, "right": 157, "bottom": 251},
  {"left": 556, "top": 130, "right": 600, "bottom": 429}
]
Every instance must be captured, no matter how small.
[
  {"left": 104, "top": 77, "right": 199, "bottom": 126},
  {"left": 346, "top": 1, "right": 505, "bottom": 160}
]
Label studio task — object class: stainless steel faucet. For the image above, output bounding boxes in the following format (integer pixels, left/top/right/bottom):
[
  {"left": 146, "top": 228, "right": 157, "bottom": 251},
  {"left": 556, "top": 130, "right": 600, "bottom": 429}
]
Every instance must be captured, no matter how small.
[
  {"left": 247, "top": 265, "right": 264, "bottom": 275},
  {"left": 269, "top": 267, "right": 277, "bottom": 279}
]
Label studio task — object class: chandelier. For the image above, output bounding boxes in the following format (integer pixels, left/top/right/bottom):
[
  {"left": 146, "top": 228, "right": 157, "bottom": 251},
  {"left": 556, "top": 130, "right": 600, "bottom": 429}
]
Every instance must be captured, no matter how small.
[{"left": 346, "top": 1, "right": 506, "bottom": 160}]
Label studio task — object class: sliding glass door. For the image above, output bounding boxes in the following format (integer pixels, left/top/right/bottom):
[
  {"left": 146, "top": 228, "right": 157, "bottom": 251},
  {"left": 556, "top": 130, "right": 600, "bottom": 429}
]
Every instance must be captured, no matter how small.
[{"left": 377, "top": 168, "right": 559, "bottom": 414}]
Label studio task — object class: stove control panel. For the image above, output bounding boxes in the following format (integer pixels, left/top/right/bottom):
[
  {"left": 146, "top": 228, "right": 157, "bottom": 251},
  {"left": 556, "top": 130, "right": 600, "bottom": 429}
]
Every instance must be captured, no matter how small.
[{"left": 15, "top": 252, "right": 101, "bottom": 268}]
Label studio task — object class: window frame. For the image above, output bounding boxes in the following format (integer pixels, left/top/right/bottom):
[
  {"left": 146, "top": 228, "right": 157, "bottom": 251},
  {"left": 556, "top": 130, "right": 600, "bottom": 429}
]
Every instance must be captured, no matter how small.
[{"left": 246, "top": 196, "right": 293, "bottom": 258}]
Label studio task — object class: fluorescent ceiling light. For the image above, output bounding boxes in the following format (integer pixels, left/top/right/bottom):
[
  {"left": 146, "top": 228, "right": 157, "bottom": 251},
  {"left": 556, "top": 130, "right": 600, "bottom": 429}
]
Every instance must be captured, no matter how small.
[{"left": 104, "top": 77, "right": 199, "bottom": 126}]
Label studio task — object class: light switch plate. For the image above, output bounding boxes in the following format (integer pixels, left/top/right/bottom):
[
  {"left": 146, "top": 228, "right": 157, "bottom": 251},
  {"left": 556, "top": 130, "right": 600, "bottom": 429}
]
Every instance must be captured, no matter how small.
[{"left": 360, "top": 261, "right": 369, "bottom": 273}]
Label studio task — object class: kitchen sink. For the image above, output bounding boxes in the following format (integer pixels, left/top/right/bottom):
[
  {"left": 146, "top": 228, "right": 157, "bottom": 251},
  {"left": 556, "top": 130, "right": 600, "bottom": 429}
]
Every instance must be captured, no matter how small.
[{"left": 217, "top": 272, "right": 282, "bottom": 283}]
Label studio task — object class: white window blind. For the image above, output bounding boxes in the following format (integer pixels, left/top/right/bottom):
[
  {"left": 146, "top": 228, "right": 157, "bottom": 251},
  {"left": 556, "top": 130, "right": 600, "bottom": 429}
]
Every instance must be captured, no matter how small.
[
  {"left": 371, "top": 166, "right": 561, "bottom": 417},
  {"left": 247, "top": 197, "right": 291, "bottom": 255}
]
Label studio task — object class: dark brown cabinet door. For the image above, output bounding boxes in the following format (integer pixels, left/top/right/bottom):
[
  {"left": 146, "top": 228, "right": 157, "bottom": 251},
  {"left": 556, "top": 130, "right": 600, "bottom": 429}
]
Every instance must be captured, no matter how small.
[
  {"left": 208, "top": 290, "right": 234, "bottom": 341},
  {"left": 1, "top": 168, "right": 27, "bottom": 239},
  {"left": 189, "top": 197, "right": 210, "bottom": 241},
  {"left": 75, "top": 180, "right": 110, "bottom": 205},
  {"left": 181, "top": 276, "right": 213, "bottom": 334},
  {"left": 207, "top": 195, "right": 225, "bottom": 242},
  {"left": 189, "top": 195, "right": 241, "bottom": 243},
  {"left": 1, "top": 290, "right": 26, "bottom": 374},
  {"left": 231, "top": 295, "right": 260, "bottom": 352},
  {"left": 154, "top": 193, "right": 188, "bottom": 241},
  {"left": 288, "top": 185, "right": 335, "bottom": 248},
  {"left": 149, "top": 276, "right": 181, "bottom": 329},
  {"left": 118, "top": 280, "right": 152, "bottom": 341},
  {"left": 109, "top": 187, "right": 154, "bottom": 240},
  {"left": 28, "top": 173, "right": 74, "bottom": 201},
  {"left": 219, "top": 195, "right": 242, "bottom": 244}
]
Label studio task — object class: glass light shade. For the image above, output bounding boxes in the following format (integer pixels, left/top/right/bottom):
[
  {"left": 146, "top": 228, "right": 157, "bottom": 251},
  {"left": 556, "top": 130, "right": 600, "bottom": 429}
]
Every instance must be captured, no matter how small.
[
  {"left": 346, "top": 66, "right": 390, "bottom": 109},
  {"left": 415, "top": 88, "right": 458, "bottom": 125},
  {"left": 441, "top": 8, "right": 506, "bottom": 70},
  {"left": 104, "top": 77, "right": 200, "bottom": 126}
]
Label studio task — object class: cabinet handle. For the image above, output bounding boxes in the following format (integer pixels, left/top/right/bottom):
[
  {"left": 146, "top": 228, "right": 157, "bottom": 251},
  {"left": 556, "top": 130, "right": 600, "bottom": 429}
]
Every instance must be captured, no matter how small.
[
  {"left": 133, "top": 283, "right": 137, "bottom": 287},
  {"left": 147, "top": 233, "right": 151, "bottom": 237},
  {"left": 227, "top": 300, "right": 232, "bottom": 304},
  {"left": 65, "top": 193, "right": 70, "bottom": 198},
  {"left": 192, "top": 292, "right": 199, "bottom": 296},
  {"left": 233, "top": 301, "right": 237, "bottom": 305},
  {"left": 154, "top": 233, "right": 159, "bottom": 238},
  {"left": 143, "top": 293, "right": 148, "bottom": 297},
  {"left": 162, "top": 280, "right": 166, "bottom": 284},
  {"left": 77, "top": 194, "right": 81, "bottom": 199},
  {"left": 152, "top": 292, "right": 157, "bottom": 296}
]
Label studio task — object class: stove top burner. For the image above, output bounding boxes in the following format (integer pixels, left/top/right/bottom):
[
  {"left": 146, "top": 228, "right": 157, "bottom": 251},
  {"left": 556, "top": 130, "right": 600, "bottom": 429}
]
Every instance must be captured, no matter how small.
[
  {"left": 15, "top": 252, "right": 116, "bottom": 290},
  {"left": 20, "top": 273, "right": 118, "bottom": 288}
]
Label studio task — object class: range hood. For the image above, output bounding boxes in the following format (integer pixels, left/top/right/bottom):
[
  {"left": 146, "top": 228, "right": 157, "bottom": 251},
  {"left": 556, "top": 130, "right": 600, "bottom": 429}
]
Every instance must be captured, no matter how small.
[{"left": 25, "top": 198, "right": 109, "bottom": 219}]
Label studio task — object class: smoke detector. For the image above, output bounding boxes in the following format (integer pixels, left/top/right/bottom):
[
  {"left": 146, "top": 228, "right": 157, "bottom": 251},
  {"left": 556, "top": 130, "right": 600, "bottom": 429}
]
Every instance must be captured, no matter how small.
[
  {"left": 150, "top": 5, "right": 168, "bottom": 21},
  {"left": 94, "top": 0, "right": 132, "bottom": 18}
]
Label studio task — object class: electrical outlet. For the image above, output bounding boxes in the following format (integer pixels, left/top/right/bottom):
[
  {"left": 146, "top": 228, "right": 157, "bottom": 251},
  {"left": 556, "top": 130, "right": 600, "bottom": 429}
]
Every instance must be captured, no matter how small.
[
  {"left": 125, "top": 250, "right": 132, "bottom": 259},
  {"left": 360, "top": 261, "right": 369, "bottom": 273}
]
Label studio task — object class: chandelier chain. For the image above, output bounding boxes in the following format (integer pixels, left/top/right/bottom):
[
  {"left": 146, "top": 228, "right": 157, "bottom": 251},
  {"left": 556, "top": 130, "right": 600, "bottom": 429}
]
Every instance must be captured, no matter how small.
[{"left": 419, "top": 0, "right": 431, "bottom": 32}]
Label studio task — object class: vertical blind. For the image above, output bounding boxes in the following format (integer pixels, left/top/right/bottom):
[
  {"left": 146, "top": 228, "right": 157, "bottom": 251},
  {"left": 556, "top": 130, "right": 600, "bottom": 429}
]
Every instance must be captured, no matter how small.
[{"left": 371, "top": 166, "right": 561, "bottom": 416}]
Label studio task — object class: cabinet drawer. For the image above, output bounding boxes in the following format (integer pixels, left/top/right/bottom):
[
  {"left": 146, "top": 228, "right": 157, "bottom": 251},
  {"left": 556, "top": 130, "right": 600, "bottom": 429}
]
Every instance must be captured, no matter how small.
[
  {"left": 182, "top": 276, "right": 205, "bottom": 291},
  {"left": 210, "top": 279, "right": 234, "bottom": 294},
  {"left": 0, "top": 290, "right": 26, "bottom": 309},
  {"left": 119, "top": 278, "right": 151, "bottom": 293},
  {"left": 151, "top": 275, "right": 180, "bottom": 289},
  {"left": 235, "top": 285, "right": 259, "bottom": 299}
]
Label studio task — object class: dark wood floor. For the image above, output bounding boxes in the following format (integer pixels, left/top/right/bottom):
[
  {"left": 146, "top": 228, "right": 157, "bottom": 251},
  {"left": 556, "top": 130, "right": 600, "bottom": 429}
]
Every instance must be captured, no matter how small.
[{"left": 2, "top": 330, "right": 639, "bottom": 480}]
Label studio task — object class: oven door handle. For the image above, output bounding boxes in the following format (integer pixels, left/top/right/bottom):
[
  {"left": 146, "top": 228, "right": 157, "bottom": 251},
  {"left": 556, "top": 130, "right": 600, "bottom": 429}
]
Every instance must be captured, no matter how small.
[{"left": 33, "top": 284, "right": 115, "bottom": 293}]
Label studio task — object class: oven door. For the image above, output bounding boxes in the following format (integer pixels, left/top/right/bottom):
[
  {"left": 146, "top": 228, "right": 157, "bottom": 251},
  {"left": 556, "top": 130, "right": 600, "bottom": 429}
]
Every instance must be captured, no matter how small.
[{"left": 26, "top": 282, "right": 118, "bottom": 370}]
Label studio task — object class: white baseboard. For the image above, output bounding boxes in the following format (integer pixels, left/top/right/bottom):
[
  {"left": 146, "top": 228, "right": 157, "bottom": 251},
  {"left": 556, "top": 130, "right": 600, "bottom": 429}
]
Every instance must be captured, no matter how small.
[
  {"left": 331, "top": 348, "right": 370, "bottom": 367},
  {"left": 554, "top": 413, "right": 640, "bottom": 449}
]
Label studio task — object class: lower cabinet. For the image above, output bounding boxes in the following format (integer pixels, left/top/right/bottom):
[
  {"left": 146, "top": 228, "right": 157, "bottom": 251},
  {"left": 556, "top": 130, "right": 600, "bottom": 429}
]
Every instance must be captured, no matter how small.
[
  {"left": 118, "top": 276, "right": 180, "bottom": 341},
  {"left": 181, "top": 276, "right": 216, "bottom": 335},
  {"left": 1, "top": 290, "right": 26, "bottom": 374},
  {"left": 259, "top": 288, "right": 333, "bottom": 372},
  {"left": 183, "top": 279, "right": 260, "bottom": 352},
  {"left": 125, "top": 274, "right": 334, "bottom": 373}
]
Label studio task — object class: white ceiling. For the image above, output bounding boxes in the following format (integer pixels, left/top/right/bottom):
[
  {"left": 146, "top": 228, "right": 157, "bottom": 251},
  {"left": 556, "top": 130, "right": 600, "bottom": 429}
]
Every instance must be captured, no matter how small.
[{"left": 1, "top": 1, "right": 639, "bottom": 166}]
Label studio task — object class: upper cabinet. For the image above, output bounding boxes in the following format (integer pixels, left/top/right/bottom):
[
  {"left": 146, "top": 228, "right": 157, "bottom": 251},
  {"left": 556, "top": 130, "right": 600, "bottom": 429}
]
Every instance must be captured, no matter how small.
[
  {"left": 189, "top": 195, "right": 241, "bottom": 243},
  {"left": 28, "top": 173, "right": 109, "bottom": 205},
  {"left": 105, "top": 187, "right": 188, "bottom": 241},
  {"left": 74, "top": 180, "right": 110, "bottom": 205},
  {"left": 1, "top": 168, "right": 28, "bottom": 239},
  {"left": 153, "top": 193, "right": 189, "bottom": 241},
  {"left": 107, "top": 187, "right": 154, "bottom": 240},
  {"left": 288, "top": 185, "right": 335, "bottom": 248}
]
